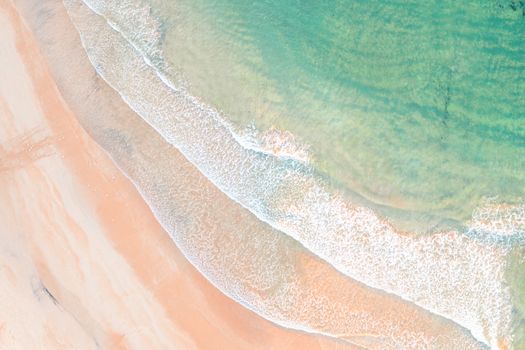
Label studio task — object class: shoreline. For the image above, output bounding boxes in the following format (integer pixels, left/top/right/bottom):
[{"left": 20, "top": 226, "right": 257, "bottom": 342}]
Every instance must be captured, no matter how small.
[
  {"left": 60, "top": 1, "right": 519, "bottom": 348},
  {"left": 21, "top": 0, "right": 493, "bottom": 348},
  {"left": 1, "top": 0, "right": 521, "bottom": 349}
]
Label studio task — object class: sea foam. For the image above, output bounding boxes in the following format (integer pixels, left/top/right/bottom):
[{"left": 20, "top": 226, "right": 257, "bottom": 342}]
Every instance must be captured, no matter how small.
[
  {"left": 63, "top": 0, "right": 521, "bottom": 348},
  {"left": 468, "top": 198, "right": 525, "bottom": 245}
]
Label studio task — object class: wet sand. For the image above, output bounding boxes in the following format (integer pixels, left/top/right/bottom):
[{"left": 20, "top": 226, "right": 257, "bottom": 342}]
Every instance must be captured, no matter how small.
[{"left": 0, "top": 2, "right": 356, "bottom": 349}]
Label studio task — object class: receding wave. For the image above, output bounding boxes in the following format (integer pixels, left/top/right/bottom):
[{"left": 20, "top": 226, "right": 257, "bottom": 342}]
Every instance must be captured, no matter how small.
[{"left": 62, "top": 0, "right": 523, "bottom": 348}]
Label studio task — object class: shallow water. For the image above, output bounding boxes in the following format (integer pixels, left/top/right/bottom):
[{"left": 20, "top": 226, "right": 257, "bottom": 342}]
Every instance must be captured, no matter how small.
[
  {"left": 59, "top": 0, "right": 525, "bottom": 348},
  {"left": 151, "top": 0, "right": 525, "bottom": 231}
]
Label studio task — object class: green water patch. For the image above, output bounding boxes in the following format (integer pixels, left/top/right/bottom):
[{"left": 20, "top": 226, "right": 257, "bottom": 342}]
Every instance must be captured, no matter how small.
[
  {"left": 149, "top": 0, "right": 525, "bottom": 232},
  {"left": 507, "top": 248, "right": 525, "bottom": 316},
  {"left": 505, "top": 247, "right": 525, "bottom": 349}
]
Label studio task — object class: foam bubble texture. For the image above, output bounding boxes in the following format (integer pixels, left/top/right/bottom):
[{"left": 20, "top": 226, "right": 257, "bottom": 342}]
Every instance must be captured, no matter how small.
[{"left": 468, "top": 198, "right": 525, "bottom": 245}]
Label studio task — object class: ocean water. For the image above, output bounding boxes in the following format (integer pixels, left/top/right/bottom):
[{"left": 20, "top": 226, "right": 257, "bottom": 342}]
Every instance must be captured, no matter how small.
[
  {"left": 151, "top": 0, "right": 525, "bottom": 232},
  {"left": 59, "top": 0, "right": 525, "bottom": 348}
]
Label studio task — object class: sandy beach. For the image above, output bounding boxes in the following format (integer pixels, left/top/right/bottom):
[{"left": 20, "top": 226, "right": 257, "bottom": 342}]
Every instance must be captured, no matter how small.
[{"left": 0, "top": 2, "right": 359, "bottom": 348}]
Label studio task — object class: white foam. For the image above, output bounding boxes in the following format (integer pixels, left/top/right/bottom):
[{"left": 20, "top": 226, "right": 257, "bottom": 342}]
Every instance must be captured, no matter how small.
[
  {"left": 468, "top": 198, "right": 525, "bottom": 243},
  {"left": 63, "top": 0, "right": 521, "bottom": 348},
  {"left": 232, "top": 123, "right": 312, "bottom": 164}
]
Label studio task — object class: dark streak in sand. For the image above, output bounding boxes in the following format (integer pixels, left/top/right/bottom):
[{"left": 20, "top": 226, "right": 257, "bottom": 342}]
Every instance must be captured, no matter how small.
[{"left": 42, "top": 285, "right": 59, "bottom": 305}]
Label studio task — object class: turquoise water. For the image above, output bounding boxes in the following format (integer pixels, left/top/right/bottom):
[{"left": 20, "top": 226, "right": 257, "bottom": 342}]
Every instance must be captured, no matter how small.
[{"left": 150, "top": 0, "right": 525, "bottom": 231}]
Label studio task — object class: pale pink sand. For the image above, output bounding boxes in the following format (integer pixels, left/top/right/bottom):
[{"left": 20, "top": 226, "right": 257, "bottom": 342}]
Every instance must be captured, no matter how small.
[{"left": 0, "top": 2, "right": 356, "bottom": 349}]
